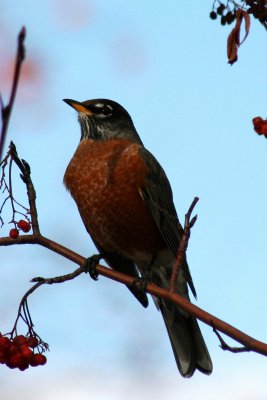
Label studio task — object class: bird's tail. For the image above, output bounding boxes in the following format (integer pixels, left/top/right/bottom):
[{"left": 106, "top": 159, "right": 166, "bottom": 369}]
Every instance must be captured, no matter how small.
[{"left": 159, "top": 299, "right": 213, "bottom": 377}]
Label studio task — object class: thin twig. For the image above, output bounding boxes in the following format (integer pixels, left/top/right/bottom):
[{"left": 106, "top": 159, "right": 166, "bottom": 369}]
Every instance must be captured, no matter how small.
[
  {"left": 9, "top": 142, "right": 40, "bottom": 233},
  {"left": 169, "top": 197, "right": 199, "bottom": 293},
  {"left": 8, "top": 279, "right": 49, "bottom": 351},
  {"left": 10, "top": 280, "right": 44, "bottom": 336},
  {"left": 0, "top": 27, "right": 26, "bottom": 161},
  {"left": 31, "top": 265, "right": 85, "bottom": 285}
]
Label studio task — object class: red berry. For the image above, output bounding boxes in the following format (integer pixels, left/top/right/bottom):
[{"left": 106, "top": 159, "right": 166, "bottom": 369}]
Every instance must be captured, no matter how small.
[
  {"left": 261, "top": 123, "right": 267, "bottom": 136},
  {"left": 252, "top": 117, "right": 264, "bottom": 135},
  {"left": 252, "top": 116, "right": 263, "bottom": 128},
  {"left": 253, "top": 117, "right": 267, "bottom": 135},
  {"left": 9, "top": 228, "right": 19, "bottom": 239},
  {"left": 18, "top": 362, "right": 29, "bottom": 371},
  {"left": 17, "top": 220, "right": 31, "bottom": 233},
  {"left": 17, "top": 220, "right": 26, "bottom": 229},
  {"left": 253, "top": 116, "right": 263, "bottom": 124},
  {"left": 0, "top": 336, "right": 11, "bottom": 351},
  {"left": 254, "top": 126, "right": 263, "bottom": 135},
  {"left": 7, "top": 353, "right": 23, "bottom": 368},
  {"left": 13, "top": 335, "right": 28, "bottom": 346},
  {"left": 30, "top": 353, "right": 47, "bottom": 367},
  {"left": 19, "top": 345, "right": 33, "bottom": 361},
  {"left": 6, "top": 360, "right": 17, "bottom": 369},
  {"left": 0, "top": 351, "right": 7, "bottom": 363},
  {"left": 7, "top": 343, "right": 18, "bottom": 356},
  {"left": 27, "top": 336, "right": 39, "bottom": 349},
  {"left": 22, "top": 223, "right": 31, "bottom": 233}
]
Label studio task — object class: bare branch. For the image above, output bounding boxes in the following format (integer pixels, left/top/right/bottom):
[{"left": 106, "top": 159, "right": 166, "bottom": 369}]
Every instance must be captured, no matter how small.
[
  {"left": 169, "top": 197, "right": 199, "bottom": 293},
  {"left": 0, "top": 27, "right": 26, "bottom": 161},
  {"left": 10, "top": 142, "right": 40, "bottom": 234}
]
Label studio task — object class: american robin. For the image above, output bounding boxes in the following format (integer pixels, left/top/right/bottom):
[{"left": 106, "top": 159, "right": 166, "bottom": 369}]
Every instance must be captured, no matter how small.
[{"left": 63, "top": 98, "right": 212, "bottom": 377}]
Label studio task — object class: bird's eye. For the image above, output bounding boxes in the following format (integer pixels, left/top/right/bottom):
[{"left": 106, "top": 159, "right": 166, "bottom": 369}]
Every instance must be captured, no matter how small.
[
  {"left": 100, "top": 106, "right": 113, "bottom": 116},
  {"left": 92, "top": 102, "right": 113, "bottom": 118}
]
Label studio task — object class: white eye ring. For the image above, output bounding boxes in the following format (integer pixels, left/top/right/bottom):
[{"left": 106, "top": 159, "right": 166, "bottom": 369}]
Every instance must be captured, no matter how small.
[{"left": 95, "top": 103, "right": 113, "bottom": 118}]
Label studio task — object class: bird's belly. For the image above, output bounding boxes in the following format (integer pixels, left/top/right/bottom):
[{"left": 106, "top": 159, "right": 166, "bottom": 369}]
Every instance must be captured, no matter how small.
[{"left": 64, "top": 139, "right": 165, "bottom": 260}]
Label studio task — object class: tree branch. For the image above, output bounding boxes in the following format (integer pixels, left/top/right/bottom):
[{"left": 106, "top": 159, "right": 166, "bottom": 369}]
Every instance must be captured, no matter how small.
[
  {"left": 0, "top": 27, "right": 26, "bottom": 161},
  {"left": 1, "top": 232, "right": 267, "bottom": 358}
]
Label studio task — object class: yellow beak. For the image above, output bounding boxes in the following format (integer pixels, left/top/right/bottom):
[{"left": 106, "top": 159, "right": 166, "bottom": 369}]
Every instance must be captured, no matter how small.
[{"left": 63, "top": 99, "right": 93, "bottom": 115}]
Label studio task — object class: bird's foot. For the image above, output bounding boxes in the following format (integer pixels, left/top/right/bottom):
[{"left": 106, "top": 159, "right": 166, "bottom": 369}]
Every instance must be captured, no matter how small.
[
  {"left": 83, "top": 254, "right": 104, "bottom": 281},
  {"left": 131, "top": 275, "right": 150, "bottom": 295}
]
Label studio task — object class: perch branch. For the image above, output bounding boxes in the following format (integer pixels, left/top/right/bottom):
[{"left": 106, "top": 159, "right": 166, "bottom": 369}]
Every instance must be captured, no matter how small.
[{"left": 1, "top": 232, "right": 267, "bottom": 358}]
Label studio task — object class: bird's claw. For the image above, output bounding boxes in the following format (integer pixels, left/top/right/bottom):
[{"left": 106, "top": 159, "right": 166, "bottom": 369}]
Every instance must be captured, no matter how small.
[
  {"left": 131, "top": 276, "right": 150, "bottom": 295},
  {"left": 83, "top": 254, "right": 103, "bottom": 281}
]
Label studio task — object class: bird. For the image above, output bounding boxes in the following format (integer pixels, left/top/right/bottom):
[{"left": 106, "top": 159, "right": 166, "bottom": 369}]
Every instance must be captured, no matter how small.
[{"left": 63, "top": 98, "right": 213, "bottom": 377}]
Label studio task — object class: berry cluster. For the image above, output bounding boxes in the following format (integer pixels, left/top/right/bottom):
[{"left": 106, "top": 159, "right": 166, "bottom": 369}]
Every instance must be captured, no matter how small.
[
  {"left": 9, "top": 219, "right": 31, "bottom": 239},
  {"left": 0, "top": 334, "right": 47, "bottom": 371},
  {"left": 252, "top": 117, "right": 267, "bottom": 137},
  {"left": 210, "top": 1, "right": 236, "bottom": 25},
  {"left": 210, "top": 0, "right": 267, "bottom": 25},
  {"left": 246, "top": 0, "right": 267, "bottom": 23}
]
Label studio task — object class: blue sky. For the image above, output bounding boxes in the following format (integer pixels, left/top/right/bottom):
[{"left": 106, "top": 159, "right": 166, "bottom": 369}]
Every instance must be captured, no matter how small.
[{"left": 0, "top": 1, "right": 267, "bottom": 399}]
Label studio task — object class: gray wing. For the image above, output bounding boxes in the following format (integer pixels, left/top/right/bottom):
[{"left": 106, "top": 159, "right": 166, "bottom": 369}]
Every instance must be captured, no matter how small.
[
  {"left": 139, "top": 146, "right": 197, "bottom": 298},
  {"left": 91, "top": 240, "right": 149, "bottom": 308}
]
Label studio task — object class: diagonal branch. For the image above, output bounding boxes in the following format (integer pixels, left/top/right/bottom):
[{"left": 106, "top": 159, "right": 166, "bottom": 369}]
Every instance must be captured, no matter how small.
[
  {"left": 0, "top": 27, "right": 26, "bottom": 161},
  {"left": 1, "top": 232, "right": 267, "bottom": 358}
]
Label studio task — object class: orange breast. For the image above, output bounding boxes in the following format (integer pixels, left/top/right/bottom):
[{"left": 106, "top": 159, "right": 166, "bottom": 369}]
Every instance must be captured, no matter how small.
[{"left": 64, "top": 138, "right": 165, "bottom": 260}]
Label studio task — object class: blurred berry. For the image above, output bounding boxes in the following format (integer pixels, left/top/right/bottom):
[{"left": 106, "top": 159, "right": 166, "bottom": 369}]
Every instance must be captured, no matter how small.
[
  {"left": 217, "top": 4, "right": 226, "bottom": 16},
  {"left": 221, "top": 15, "right": 227, "bottom": 25},
  {"left": 252, "top": 117, "right": 266, "bottom": 135},
  {"left": 226, "top": 11, "right": 236, "bottom": 24},
  {"left": 252, "top": 116, "right": 263, "bottom": 128},
  {"left": 261, "top": 124, "right": 267, "bottom": 136},
  {"left": 210, "top": 11, "right": 217, "bottom": 20}
]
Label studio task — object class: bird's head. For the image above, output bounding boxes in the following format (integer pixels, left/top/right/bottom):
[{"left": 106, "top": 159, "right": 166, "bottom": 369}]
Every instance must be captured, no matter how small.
[{"left": 63, "top": 98, "right": 142, "bottom": 144}]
